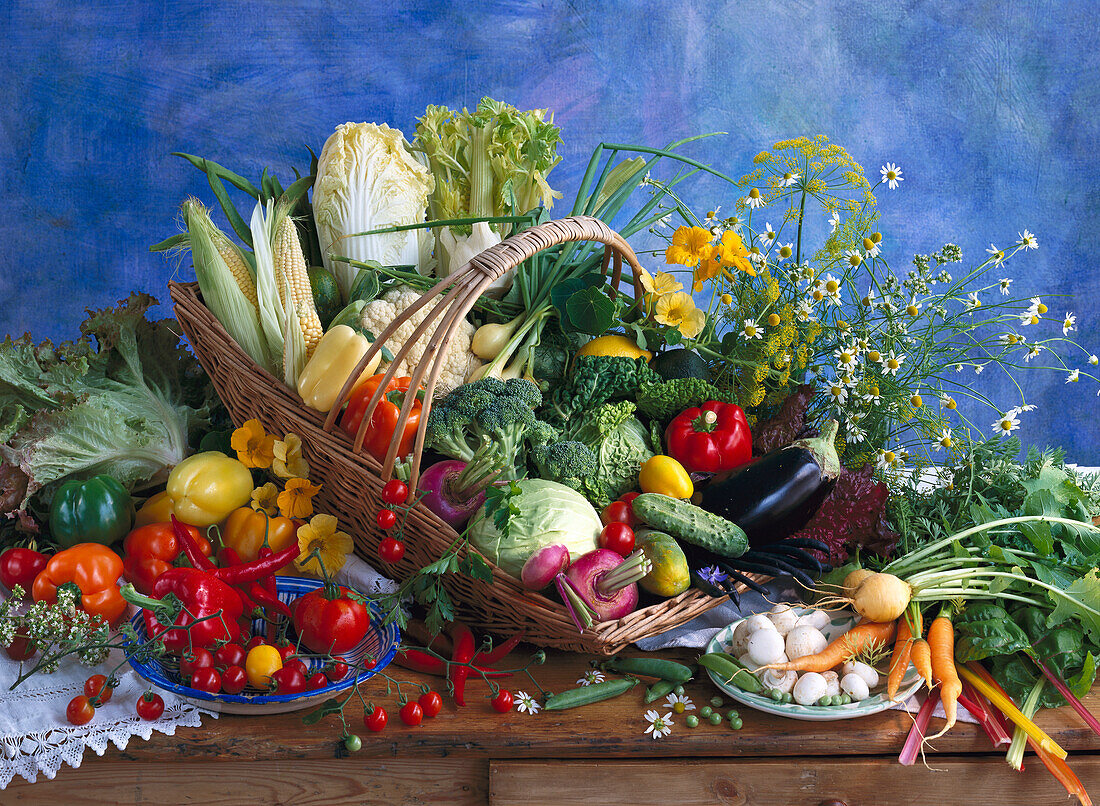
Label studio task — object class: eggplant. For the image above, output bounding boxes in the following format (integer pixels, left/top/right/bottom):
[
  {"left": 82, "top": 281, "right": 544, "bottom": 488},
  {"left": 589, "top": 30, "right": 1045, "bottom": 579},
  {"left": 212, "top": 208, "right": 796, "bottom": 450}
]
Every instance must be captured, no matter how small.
[{"left": 695, "top": 420, "right": 841, "bottom": 546}]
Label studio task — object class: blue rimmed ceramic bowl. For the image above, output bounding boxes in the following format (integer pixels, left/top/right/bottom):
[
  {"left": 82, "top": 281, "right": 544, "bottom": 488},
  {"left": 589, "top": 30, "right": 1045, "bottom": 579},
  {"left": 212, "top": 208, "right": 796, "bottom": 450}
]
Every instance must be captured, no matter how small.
[{"left": 126, "top": 575, "right": 400, "bottom": 714}]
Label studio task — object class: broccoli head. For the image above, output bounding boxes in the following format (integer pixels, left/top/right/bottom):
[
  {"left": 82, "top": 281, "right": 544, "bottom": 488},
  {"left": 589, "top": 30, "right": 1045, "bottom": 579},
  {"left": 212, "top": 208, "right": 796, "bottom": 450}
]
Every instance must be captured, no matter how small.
[{"left": 529, "top": 441, "right": 599, "bottom": 493}]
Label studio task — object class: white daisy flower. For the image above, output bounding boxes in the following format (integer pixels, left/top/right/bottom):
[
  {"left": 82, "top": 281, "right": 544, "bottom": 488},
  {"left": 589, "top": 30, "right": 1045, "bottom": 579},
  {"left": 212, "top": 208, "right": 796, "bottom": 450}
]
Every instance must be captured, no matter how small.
[
  {"left": 904, "top": 297, "right": 922, "bottom": 317},
  {"left": 998, "top": 277, "right": 1012, "bottom": 295},
  {"left": 987, "top": 245, "right": 1006, "bottom": 265},
  {"left": 864, "top": 241, "right": 881, "bottom": 258},
  {"left": 1067, "top": 369, "right": 1080, "bottom": 383},
  {"left": 664, "top": 692, "right": 695, "bottom": 713},
  {"left": 882, "top": 351, "right": 905, "bottom": 376},
  {"left": 934, "top": 428, "right": 954, "bottom": 451},
  {"left": 834, "top": 347, "right": 858, "bottom": 370},
  {"left": 880, "top": 162, "right": 904, "bottom": 189},
  {"left": 1028, "top": 297, "right": 1047, "bottom": 314},
  {"left": 861, "top": 288, "right": 877, "bottom": 307},
  {"left": 761, "top": 222, "right": 777, "bottom": 247},
  {"left": 820, "top": 274, "right": 843, "bottom": 305},
  {"left": 577, "top": 670, "right": 605, "bottom": 687},
  {"left": 704, "top": 206, "right": 722, "bottom": 225},
  {"left": 827, "top": 383, "right": 849, "bottom": 406},
  {"left": 514, "top": 691, "right": 541, "bottom": 714},
  {"left": 1062, "top": 312, "right": 1076, "bottom": 335},
  {"left": 876, "top": 448, "right": 902, "bottom": 471},
  {"left": 1089, "top": 355, "right": 1099, "bottom": 366},
  {"left": 1019, "top": 310, "right": 1040, "bottom": 327},
  {"left": 846, "top": 421, "right": 868, "bottom": 443},
  {"left": 741, "top": 319, "right": 763, "bottom": 341},
  {"left": 643, "top": 709, "right": 674, "bottom": 740},
  {"left": 862, "top": 385, "right": 883, "bottom": 406},
  {"left": 967, "top": 292, "right": 981, "bottom": 309},
  {"left": 1018, "top": 229, "right": 1038, "bottom": 250},
  {"left": 1000, "top": 332, "right": 1022, "bottom": 346},
  {"left": 955, "top": 363, "right": 965, "bottom": 373},
  {"left": 796, "top": 299, "right": 815, "bottom": 322},
  {"left": 975, "top": 364, "right": 985, "bottom": 375},
  {"left": 991, "top": 412, "right": 1020, "bottom": 436},
  {"left": 743, "top": 188, "right": 764, "bottom": 208},
  {"left": 782, "top": 171, "right": 802, "bottom": 187},
  {"left": 940, "top": 394, "right": 956, "bottom": 410},
  {"left": 845, "top": 249, "right": 863, "bottom": 268},
  {"left": 829, "top": 210, "right": 841, "bottom": 233},
  {"left": 1014, "top": 403, "right": 1038, "bottom": 413},
  {"left": 1023, "top": 343, "right": 1043, "bottom": 362}
]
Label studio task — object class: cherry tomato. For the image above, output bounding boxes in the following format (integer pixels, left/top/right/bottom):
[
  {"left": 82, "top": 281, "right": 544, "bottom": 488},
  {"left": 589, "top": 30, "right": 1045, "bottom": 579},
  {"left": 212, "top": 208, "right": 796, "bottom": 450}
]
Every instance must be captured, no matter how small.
[
  {"left": 344, "top": 734, "right": 362, "bottom": 752},
  {"left": 66, "top": 695, "right": 95, "bottom": 726},
  {"left": 364, "top": 706, "right": 387, "bottom": 732},
  {"left": 221, "top": 665, "right": 247, "bottom": 695},
  {"left": 0, "top": 547, "right": 49, "bottom": 591},
  {"left": 274, "top": 643, "right": 296, "bottom": 663},
  {"left": 378, "top": 537, "right": 405, "bottom": 564},
  {"left": 619, "top": 492, "right": 641, "bottom": 507},
  {"left": 245, "top": 644, "right": 283, "bottom": 689},
  {"left": 376, "top": 509, "right": 397, "bottom": 530},
  {"left": 599, "top": 522, "right": 635, "bottom": 556},
  {"left": 179, "top": 647, "right": 214, "bottom": 678},
  {"left": 214, "top": 643, "right": 246, "bottom": 670},
  {"left": 363, "top": 658, "right": 376, "bottom": 670},
  {"left": 381, "top": 479, "right": 409, "bottom": 505},
  {"left": 271, "top": 665, "right": 307, "bottom": 695},
  {"left": 286, "top": 659, "right": 309, "bottom": 678},
  {"left": 135, "top": 691, "right": 165, "bottom": 721},
  {"left": 326, "top": 661, "right": 349, "bottom": 682},
  {"left": 418, "top": 691, "right": 443, "bottom": 718},
  {"left": 307, "top": 671, "right": 329, "bottom": 691},
  {"left": 4, "top": 632, "right": 36, "bottom": 661},
  {"left": 84, "top": 674, "right": 113, "bottom": 704},
  {"left": 399, "top": 701, "right": 423, "bottom": 726},
  {"left": 491, "top": 689, "right": 514, "bottom": 713},
  {"left": 244, "top": 635, "right": 266, "bottom": 651},
  {"left": 600, "top": 501, "right": 634, "bottom": 527},
  {"left": 190, "top": 666, "right": 222, "bottom": 694}
]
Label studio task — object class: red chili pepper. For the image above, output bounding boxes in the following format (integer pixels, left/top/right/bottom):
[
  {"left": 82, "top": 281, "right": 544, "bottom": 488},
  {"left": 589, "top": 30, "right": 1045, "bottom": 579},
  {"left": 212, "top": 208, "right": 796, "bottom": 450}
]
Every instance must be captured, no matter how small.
[
  {"left": 473, "top": 632, "right": 524, "bottom": 667},
  {"left": 394, "top": 648, "right": 448, "bottom": 676},
  {"left": 172, "top": 516, "right": 217, "bottom": 572},
  {"left": 449, "top": 623, "right": 475, "bottom": 706},
  {"left": 213, "top": 542, "right": 300, "bottom": 586},
  {"left": 249, "top": 581, "right": 291, "bottom": 620},
  {"left": 257, "top": 545, "right": 277, "bottom": 641},
  {"left": 665, "top": 400, "right": 752, "bottom": 473},
  {"left": 219, "top": 546, "right": 244, "bottom": 567}
]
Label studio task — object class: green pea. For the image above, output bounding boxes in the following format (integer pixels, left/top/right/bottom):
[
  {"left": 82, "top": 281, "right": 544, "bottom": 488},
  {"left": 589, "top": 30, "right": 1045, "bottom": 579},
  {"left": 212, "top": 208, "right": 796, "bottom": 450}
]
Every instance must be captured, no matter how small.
[
  {"left": 674, "top": 685, "right": 685, "bottom": 697},
  {"left": 768, "top": 689, "right": 783, "bottom": 702},
  {"left": 709, "top": 696, "right": 724, "bottom": 707},
  {"left": 726, "top": 709, "right": 740, "bottom": 721},
  {"left": 707, "top": 712, "right": 723, "bottom": 725},
  {"left": 817, "top": 696, "right": 831, "bottom": 707},
  {"left": 730, "top": 717, "right": 743, "bottom": 730},
  {"left": 686, "top": 714, "right": 699, "bottom": 728},
  {"left": 839, "top": 694, "right": 851, "bottom": 705},
  {"left": 700, "top": 706, "right": 713, "bottom": 717},
  {"left": 780, "top": 692, "right": 793, "bottom": 704}
]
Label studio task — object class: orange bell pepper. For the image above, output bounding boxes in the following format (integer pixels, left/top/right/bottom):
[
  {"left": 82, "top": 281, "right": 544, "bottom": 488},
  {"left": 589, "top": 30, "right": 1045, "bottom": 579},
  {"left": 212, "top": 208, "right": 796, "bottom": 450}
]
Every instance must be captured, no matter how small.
[
  {"left": 340, "top": 374, "right": 423, "bottom": 462},
  {"left": 222, "top": 507, "right": 298, "bottom": 569},
  {"left": 122, "top": 522, "right": 212, "bottom": 594},
  {"left": 32, "top": 543, "right": 126, "bottom": 626},
  {"left": 134, "top": 490, "right": 175, "bottom": 527}
]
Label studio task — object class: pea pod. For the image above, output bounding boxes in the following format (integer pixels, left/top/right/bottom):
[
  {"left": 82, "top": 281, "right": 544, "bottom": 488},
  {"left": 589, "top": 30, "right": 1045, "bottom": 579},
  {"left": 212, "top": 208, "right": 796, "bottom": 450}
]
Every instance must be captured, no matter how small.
[
  {"left": 602, "top": 656, "right": 694, "bottom": 684},
  {"left": 698, "top": 653, "right": 763, "bottom": 694},
  {"left": 544, "top": 677, "right": 639, "bottom": 711},
  {"left": 644, "top": 680, "right": 677, "bottom": 703}
]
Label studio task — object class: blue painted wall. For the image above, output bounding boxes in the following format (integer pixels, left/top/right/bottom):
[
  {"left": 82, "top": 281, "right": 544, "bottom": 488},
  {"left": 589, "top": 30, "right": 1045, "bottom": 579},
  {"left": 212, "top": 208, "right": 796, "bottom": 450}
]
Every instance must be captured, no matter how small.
[{"left": 2, "top": 0, "right": 1097, "bottom": 460}]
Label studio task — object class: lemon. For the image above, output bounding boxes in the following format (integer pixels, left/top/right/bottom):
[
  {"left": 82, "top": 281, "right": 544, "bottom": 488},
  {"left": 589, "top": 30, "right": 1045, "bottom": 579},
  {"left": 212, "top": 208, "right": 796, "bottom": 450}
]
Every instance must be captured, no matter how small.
[{"left": 575, "top": 334, "right": 652, "bottom": 361}]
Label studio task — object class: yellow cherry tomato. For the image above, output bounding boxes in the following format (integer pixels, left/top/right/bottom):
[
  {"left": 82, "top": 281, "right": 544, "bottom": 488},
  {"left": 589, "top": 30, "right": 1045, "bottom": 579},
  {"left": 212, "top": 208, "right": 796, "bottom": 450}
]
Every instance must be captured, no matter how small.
[
  {"left": 638, "top": 455, "right": 694, "bottom": 499},
  {"left": 245, "top": 644, "right": 283, "bottom": 690},
  {"left": 166, "top": 451, "right": 253, "bottom": 527},
  {"left": 134, "top": 490, "right": 175, "bottom": 527}
]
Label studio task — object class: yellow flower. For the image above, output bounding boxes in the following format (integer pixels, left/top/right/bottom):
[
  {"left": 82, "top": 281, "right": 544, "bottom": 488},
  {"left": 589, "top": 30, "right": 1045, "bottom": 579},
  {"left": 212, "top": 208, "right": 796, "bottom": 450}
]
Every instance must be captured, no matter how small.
[
  {"left": 250, "top": 482, "right": 279, "bottom": 517},
  {"left": 272, "top": 433, "right": 309, "bottom": 480},
  {"left": 638, "top": 267, "right": 684, "bottom": 296},
  {"left": 665, "top": 226, "right": 713, "bottom": 267},
  {"left": 295, "top": 514, "right": 354, "bottom": 577},
  {"left": 231, "top": 418, "right": 275, "bottom": 469},
  {"left": 277, "top": 477, "right": 322, "bottom": 519},
  {"left": 716, "top": 231, "right": 755, "bottom": 276},
  {"left": 654, "top": 292, "right": 706, "bottom": 339},
  {"left": 692, "top": 249, "right": 731, "bottom": 292}
]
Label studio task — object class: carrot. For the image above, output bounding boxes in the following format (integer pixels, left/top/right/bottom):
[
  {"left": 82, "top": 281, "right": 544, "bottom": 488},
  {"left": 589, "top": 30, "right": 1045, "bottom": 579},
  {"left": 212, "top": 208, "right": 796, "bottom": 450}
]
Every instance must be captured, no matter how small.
[
  {"left": 925, "top": 611, "right": 962, "bottom": 740},
  {"left": 910, "top": 638, "right": 933, "bottom": 689},
  {"left": 886, "top": 616, "right": 914, "bottom": 700},
  {"left": 762, "top": 620, "right": 896, "bottom": 673}
]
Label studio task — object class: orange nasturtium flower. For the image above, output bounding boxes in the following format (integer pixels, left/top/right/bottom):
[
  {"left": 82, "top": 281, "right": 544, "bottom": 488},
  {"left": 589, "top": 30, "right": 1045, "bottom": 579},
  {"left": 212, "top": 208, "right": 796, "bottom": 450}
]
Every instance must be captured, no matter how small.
[
  {"left": 296, "top": 514, "right": 354, "bottom": 576},
  {"left": 665, "top": 226, "right": 713, "bottom": 267},
  {"left": 277, "top": 477, "right": 322, "bottom": 519},
  {"left": 231, "top": 418, "right": 276, "bottom": 469},
  {"left": 272, "top": 433, "right": 309, "bottom": 479}
]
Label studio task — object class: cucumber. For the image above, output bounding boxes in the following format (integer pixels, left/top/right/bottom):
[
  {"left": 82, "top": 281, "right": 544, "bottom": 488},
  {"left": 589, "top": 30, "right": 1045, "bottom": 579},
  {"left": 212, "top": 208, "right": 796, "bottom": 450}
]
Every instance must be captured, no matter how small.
[
  {"left": 632, "top": 494, "right": 748, "bottom": 558},
  {"left": 636, "top": 530, "right": 690, "bottom": 597}
]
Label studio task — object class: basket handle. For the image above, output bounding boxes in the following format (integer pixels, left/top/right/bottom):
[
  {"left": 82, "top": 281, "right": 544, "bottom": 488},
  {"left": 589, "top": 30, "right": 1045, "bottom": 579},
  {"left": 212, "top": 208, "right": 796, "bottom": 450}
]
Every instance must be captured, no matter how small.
[{"left": 321, "top": 214, "right": 648, "bottom": 495}]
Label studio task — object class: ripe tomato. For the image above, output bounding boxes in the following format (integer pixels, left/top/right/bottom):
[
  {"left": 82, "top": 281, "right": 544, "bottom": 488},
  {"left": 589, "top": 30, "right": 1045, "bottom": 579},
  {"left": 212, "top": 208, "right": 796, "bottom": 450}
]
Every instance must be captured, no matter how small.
[
  {"left": 244, "top": 635, "right": 266, "bottom": 651},
  {"left": 190, "top": 666, "right": 222, "bottom": 694},
  {"left": 378, "top": 537, "right": 405, "bottom": 564},
  {"left": 0, "top": 547, "right": 49, "bottom": 591},
  {"left": 491, "top": 689, "right": 514, "bottom": 713},
  {"left": 84, "top": 674, "right": 113, "bottom": 704},
  {"left": 135, "top": 691, "right": 165, "bottom": 721},
  {"left": 618, "top": 492, "right": 641, "bottom": 507},
  {"left": 364, "top": 706, "right": 387, "bottom": 732},
  {"left": 245, "top": 644, "right": 283, "bottom": 689},
  {"left": 376, "top": 508, "right": 397, "bottom": 530},
  {"left": 286, "top": 659, "right": 309, "bottom": 678},
  {"left": 221, "top": 665, "right": 247, "bottom": 695},
  {"left": 290, "top": 587, "right": 370, "bottom": 655},
  {"left": 418, "top": 691, "right": 443, "bottom": 718},
  {"left": 214, "top": 643, "right": 246, "bottom": 670},
  {"left": 599, "top": 522, "right": 635, "bottom": 556},
  {"left": 4, "top": 632, "right": 36, "bottom": 661},
  {"left": 307, "top": 672, "right": 329, "bottom": 691},
  {"left": 271, "top": 665, "right": 307, "bottom": 695},
  {"left": 66, "top": 695, "right": 95, "bottom": 726},
  {"left": 600, "top": 501, "right": 634, "bottom": 527},
  {"left": 381, "top": 479, "right": 409, "bottom": 505},
  {"left": 179, "top": 648, "right": 214, "bottom": 678},
  {"left": 399, "top": 701, "right": 423, "bottom": 726},
  {"left": 326, "top": 661, "right": 349, "bottom": 682},
  {"left": 274, "top": 643, "right": 297, "bottom": 663}
]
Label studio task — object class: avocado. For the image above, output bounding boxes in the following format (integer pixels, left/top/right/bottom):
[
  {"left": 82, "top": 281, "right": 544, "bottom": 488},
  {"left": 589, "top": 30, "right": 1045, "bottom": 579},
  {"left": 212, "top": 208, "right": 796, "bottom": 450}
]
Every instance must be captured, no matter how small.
[{"left": 650, "top": 348, "right": 710, "bottom": 381}]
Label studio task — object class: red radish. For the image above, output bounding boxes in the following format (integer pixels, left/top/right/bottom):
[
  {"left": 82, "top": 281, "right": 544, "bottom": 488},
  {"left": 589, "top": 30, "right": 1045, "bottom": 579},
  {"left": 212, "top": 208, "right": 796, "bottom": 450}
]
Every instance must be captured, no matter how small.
[
  {"left": 419, "top": 458, "right": 501, "bottom": 528},
  {"left": 520, "top": 544, "right": 570, "bottom": 590},
  {"left": 556, "top": 549, "right": 651, "bottom": 630}
]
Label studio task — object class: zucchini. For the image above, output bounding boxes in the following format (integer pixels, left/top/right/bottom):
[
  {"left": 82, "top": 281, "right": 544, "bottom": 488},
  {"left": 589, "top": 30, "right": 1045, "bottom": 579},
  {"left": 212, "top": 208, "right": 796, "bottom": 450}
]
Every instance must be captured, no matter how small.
[
  {"left": 636, "top": 530, "right": 690, "bottom": 597},
  {"left": 632, "top": 494, "right": 748, "bottom": 558}
]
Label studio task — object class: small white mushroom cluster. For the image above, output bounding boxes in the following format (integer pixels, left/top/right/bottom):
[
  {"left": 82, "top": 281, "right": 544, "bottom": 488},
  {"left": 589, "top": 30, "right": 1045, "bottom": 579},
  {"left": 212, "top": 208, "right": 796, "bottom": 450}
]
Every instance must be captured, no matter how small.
[{"left": 726, "top": 606, "right": 880, "bottom": 707}]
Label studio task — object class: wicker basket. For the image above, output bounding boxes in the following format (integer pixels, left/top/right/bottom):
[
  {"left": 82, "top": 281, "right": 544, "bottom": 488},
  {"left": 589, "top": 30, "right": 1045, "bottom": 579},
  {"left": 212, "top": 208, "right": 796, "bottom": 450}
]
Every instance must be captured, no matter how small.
[{"left": 171, "top": 215, "right": 756, "bottom": 654}]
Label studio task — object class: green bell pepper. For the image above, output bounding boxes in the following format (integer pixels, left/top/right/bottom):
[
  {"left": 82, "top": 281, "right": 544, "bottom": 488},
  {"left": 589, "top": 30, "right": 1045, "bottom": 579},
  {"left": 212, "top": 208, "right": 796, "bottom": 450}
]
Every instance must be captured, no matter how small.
[{"left": 49, "top": 475, "right": 133, "bottom": 548}]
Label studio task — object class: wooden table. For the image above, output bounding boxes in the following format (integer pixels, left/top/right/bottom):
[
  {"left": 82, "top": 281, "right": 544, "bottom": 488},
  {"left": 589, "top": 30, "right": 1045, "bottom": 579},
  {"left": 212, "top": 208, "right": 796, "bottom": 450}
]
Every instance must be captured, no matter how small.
[{"left": 9, "top": 648, "right": 1098, "bottom": 805}]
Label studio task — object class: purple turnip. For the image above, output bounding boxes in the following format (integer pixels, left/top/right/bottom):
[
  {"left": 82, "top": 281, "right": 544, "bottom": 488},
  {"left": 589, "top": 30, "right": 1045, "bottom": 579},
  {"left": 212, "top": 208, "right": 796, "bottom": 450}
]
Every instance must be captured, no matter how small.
[
  {"left": 418, "top": 458, "right": 500, "bottom": 528},
  {"left": 555, "top": 549, "right": 652, "bottom": 631},
  {"left": 520, "top": 544, "right": 571, "bottom": 590}
]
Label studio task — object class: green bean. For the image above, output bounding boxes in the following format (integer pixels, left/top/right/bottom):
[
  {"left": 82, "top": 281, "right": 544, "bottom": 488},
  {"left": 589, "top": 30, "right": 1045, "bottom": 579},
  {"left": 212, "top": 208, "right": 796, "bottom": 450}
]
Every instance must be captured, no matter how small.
[
  {"left": 603, "top": 656, "right": 694, "bottom": 684},
  {"left": 644, "top": 680, "right": 677, "bottom": 704},
  {"left": 544, "top": 677, "right": 639, "bottom": 711},
  {"left": 697, "top": 653, "right": 764, "bottom": 694}
]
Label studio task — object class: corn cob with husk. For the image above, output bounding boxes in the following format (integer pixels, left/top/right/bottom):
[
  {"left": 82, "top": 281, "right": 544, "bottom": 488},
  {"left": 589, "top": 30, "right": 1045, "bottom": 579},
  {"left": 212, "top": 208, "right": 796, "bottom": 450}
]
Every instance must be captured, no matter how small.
[{"left": 273, "top": 213, "right": 323, "bottom": 359}]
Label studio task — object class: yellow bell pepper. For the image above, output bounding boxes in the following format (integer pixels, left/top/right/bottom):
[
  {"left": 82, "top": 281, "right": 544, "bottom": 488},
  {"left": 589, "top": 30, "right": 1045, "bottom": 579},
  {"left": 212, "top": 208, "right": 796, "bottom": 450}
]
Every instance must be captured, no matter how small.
[
  {"left": 134, "top": 490, "right": 175, "bottom": 527},
  {"left": 222, "top": 506, "right": 299, "bottom": 567},
  {"left": 166, "top": 451, "right": 253, "bottom": 527},
  {"left": 638, "top": 455, "right": 694, "bottom": 499},
  {"left": 296, "top": 325, "right": 381, "bottom": 412}
]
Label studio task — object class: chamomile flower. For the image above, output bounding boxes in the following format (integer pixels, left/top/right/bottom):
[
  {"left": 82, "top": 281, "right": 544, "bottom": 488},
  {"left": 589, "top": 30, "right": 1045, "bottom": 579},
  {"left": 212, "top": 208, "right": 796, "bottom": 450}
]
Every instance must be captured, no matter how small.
[
  {"left": 1029, "top": 297, "right": 1048, "bottom": 315},
  {"left": 1062, "top": 312, "right": 1077, "bottom": 335},
  {"left": 1089, "top": 355, "right": 1099, "bottom": 366},
  {"left": 876, "top": 448, "right": 902, "bottom": 471},
  {"left": 967, "top": 292, "right": 982, "bottom": 309},
  {"left": 862, "top": 238, "right": 881, "bottom": 258},
  {"left": 845, "top": 250, "right": 863, "bottom": 267},
  {"left": 1024, "top": 343, "right": 1043, "bottom": 362},
  {"left": 987, "top": 245, "right": 1006, "bottom": 265},
  {"left": 1018, "top": 229, "right": 1038, "bottom": 250},
  {"left": 1000, "top": 332, "right": 1022, "bottom": 346},
  {"left": 704, "top": 207, "right": 723, "bottom": 225},
  {"left": 1019, "top": 310, "right": 1040, "bottom": 326},
  {"left": 829, "top": 210, "right": 841, "bottom": 233},
  {"left": 975, "top": 364, "right": 985, "bottom": 375},
  {"left": 820, "top": 274, "right": 843, "bottom": 305},
  {"left": 665, "top": 692, "right": 695, "bottom": 713},
  {"left": 777, "top": 242, "right": 794, "bottom": 260},
  {"left": 862, "top": 385, "right": 883, "bottom": 406},
  {"left": 905, "top": 297, "right": 922, "bottom": 317},
  {"left": 827, "top": 383, "right": 850, "bottom": 406},
  {"left": 880, "top": 162, "right": 904, "bottom": 189},
  {"left": 934, "top": 428, "right": 954, "bottom": 451},
  {"left": 643, "top": 710, "right": 674, "bottom": 740},
  {"left": 882, "top": 351, "right": 905, "bottom": 376},
  {"left": 782, "top": 171, "right": 802, "bottom": 187},
  {"left": 514, "top": 691, "right": 541, "bottom": 714},
  {"left": 577, "top": 670, "right": 605, "bottom": 687},
  {"left": 940, "top": 394, "right": 957, "bottom": 409},
  {"left": 796, "top": 299, "right": 815, "bottom": 322},
  {"left": 991, "top": 412, "right": 1020, "bottom": 436},
  {"left": 1067, "top": 369, "right": 1080, "bottom": 383},
  {"left": 744, "top": 188, "right": 764, "bottom": 209},
  {"left": 865, "top": 348, "right": 883, "bottom": 364},
  {"left": 741, "top": 319, "right": 762, "bottom": 341},
  {"left": 761, "top": 222, "right": 777, "bottom": 247},
  {"left": 998, "top": 278, "right": 1012, "bottom": 295},
  {"left": 861, "top": 287, "right": 877, "bottom": 307},
  {"left": 834, "top": 347, "right": 858, "bottom": 370},
  {"left": 846, "top": 421, "right": 868, "bottom": 443}
]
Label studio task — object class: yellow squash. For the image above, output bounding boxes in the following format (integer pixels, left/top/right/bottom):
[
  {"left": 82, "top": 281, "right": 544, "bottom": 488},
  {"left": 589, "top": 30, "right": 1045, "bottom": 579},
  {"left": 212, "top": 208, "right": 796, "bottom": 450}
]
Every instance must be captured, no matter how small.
[{"left": 166, "top": 451, "right": 254, "bottom": 527}]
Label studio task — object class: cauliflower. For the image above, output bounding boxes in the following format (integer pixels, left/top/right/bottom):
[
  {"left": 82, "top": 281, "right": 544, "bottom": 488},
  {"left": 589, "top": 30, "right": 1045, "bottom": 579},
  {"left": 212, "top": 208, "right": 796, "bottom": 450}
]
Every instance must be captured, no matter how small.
[{"left": 359, "top": 286, "right": 482, "bottom": 394}]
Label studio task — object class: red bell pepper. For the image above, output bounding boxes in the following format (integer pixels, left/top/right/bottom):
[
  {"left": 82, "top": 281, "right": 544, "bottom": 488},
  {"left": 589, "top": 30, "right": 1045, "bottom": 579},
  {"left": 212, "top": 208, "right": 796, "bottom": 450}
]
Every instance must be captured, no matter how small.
[
  {"left": 340, "top": 374, "right": 423, "bottom": 462},
  {"left": 665, "top": 400, "right": 752, "bottom": 473},
  {"left": 121, "top": 567, "right": 245, "bottom": 652},
  {"left": 123, "top": 522, "right": 212, "bottom": 595}
]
